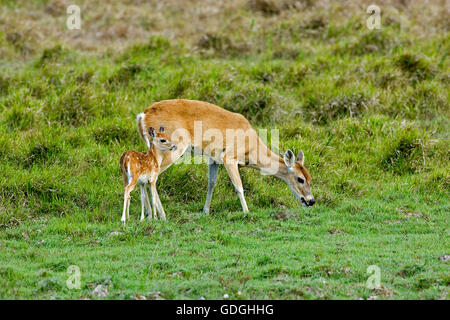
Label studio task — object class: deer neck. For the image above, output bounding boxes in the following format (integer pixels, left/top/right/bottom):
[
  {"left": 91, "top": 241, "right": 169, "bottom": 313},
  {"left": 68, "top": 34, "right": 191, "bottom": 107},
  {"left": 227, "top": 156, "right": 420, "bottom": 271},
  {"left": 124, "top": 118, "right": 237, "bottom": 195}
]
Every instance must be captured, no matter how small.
[{"left": 253, "top": 140, "right": 289, "bottom": 181}]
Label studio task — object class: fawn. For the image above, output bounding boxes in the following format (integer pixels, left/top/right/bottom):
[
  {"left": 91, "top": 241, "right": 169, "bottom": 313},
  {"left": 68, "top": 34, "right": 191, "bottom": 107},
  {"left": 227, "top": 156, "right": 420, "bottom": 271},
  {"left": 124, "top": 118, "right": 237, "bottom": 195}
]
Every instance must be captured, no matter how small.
[{"left": 119, "top": 126, "right": 177, "bottom": 223}]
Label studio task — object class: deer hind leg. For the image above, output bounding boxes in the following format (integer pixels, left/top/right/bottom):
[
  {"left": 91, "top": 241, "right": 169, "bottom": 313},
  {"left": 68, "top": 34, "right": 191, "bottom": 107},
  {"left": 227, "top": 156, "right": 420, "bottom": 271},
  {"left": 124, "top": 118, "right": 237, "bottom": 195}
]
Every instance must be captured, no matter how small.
[
  {"left": 223, "top": 161, "right": 249, "bottom": 213},
  {"left": 121, "top": 182, "right": 136, "bottom": 224},
  {"left": 154, "top": 188, "right": 166, "bottom": 220},
  {"left": 149, "top": 183, "right": 166, "bottom": 220},
  {"left": 203, "top": 158, "right": 219, "bottom": 214}
]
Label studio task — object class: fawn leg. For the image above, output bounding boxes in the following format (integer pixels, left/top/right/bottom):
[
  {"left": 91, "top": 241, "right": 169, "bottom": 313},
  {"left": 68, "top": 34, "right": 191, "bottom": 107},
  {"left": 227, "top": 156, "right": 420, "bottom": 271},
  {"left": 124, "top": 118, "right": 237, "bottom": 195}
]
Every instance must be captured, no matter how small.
[
  {"left": 142, "top": 183, "right": 152, "bottom": 220},
  {"left": 139, "top": 183, "right": 150, "bottom": 221},
  {"left": 121, "top": 183, "right": 136, "bottom": 224}
]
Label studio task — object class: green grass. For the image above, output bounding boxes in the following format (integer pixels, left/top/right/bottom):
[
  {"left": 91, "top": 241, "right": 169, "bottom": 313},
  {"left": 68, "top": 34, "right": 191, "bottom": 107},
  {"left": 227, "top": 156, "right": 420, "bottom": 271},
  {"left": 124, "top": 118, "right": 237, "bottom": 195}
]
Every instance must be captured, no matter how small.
[{"left": 0, "top": 0, "right": 449, "bottom": 299}]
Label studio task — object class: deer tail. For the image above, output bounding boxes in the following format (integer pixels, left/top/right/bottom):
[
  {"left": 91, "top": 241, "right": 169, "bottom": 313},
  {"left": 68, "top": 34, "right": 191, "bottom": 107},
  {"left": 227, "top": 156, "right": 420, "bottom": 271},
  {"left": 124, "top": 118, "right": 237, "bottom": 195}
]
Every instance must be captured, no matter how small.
[{"left": 136, "top": 112, "right": 151, "bottom": 149}]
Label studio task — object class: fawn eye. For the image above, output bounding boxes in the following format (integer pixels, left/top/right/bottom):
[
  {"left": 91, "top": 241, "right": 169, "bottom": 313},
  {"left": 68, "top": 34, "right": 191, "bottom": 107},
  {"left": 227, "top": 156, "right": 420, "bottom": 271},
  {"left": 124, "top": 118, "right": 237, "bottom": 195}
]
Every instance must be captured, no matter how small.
[
  {"left": 297, "top": 177, "right": 305, "bottom": 184},
  {"left": 160, "top": 139, "right": 166, "bottom": 143}
]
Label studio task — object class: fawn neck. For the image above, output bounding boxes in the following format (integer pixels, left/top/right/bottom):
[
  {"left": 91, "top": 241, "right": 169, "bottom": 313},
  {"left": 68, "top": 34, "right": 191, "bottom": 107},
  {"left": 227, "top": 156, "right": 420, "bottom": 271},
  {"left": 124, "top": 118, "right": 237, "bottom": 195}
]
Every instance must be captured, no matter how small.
[{"left": 147, "top": 143, "right": 164, "bottom": 166}]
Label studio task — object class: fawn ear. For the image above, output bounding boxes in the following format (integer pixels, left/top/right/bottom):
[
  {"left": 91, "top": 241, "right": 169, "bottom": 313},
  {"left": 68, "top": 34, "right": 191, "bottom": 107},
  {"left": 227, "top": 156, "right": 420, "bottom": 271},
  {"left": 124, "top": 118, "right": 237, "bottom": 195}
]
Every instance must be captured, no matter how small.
[
  {"left": 283, "top": 149, "right": 295, "bottom": 168},
  {"left": 159, "top": 125, "right": 165, "bottom": 132},
  {"left": 148, "top": 127, "right": 156, "bottom": 138},
  {"left": 296, "top": 150, "right": 304, "bottom": 165}
]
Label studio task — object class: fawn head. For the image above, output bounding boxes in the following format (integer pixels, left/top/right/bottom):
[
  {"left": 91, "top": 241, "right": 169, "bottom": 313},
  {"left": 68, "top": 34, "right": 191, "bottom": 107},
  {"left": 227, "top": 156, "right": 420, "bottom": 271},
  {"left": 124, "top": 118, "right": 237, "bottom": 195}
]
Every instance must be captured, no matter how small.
[
  {"left": 148, "top": 126, "right": 177, "bottom": 152},
  {"left": 282, "top": 150, "right": 315, "bottom": 207}
]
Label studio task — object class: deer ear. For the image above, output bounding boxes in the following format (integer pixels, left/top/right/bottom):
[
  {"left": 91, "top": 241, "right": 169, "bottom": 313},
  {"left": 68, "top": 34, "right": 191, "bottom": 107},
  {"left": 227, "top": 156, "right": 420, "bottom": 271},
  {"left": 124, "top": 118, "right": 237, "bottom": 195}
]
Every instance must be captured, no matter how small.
[
  {"left": 159, "top": 125, "right": 165, "bottom": 132},
  {"left": 148, "top": 127, "right": 156, "bottom": 138},
  {"left": 297, "top": 150, "right": 304, "bottom": 165},
  {"left": 283, "top": 149, "right": 295, "bottom": 168}
]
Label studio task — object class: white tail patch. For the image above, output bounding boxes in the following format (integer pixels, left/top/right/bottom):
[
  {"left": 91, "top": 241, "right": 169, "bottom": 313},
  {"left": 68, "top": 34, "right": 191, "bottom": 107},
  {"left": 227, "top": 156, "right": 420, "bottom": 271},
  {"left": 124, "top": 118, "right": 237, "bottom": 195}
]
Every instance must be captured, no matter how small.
[
  {"left": 126, "top": 158, "right": 132, "bottom": 186},
  {"left": 137, "top": 113, "right": 151, "bottom": 149}
]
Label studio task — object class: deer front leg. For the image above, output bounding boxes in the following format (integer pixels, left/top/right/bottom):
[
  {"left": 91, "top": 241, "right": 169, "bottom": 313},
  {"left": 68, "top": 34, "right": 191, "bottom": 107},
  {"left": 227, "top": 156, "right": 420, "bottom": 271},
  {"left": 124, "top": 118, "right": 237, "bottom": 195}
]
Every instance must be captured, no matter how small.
[
  {"left": 203, "top": 158, "right": 219, "bottom": 214},
  {"left": 146, "top": 180, "right": 166, "bottom": 220},
  {"left": 223, "top": 161, "right": 249, "bottom": 213},
  {"left": 150, "top": 182, "right": 166, "bottom": 220},
  {"left": 139, "top": 183, "right": 152, "bottom": 221},
  {"left": 154, "top": 188, "right": 166, "bottom": 220}
]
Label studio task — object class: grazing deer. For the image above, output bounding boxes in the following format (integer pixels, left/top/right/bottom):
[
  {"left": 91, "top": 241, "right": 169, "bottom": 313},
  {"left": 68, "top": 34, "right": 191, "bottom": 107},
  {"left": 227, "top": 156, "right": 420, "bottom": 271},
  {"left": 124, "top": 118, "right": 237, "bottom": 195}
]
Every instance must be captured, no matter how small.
[
  {"left": 136, "top": 99, "right": 315, "bottom": 214},
  {"left": 120, "top": 126, "right": 177, "bottom": 223}
]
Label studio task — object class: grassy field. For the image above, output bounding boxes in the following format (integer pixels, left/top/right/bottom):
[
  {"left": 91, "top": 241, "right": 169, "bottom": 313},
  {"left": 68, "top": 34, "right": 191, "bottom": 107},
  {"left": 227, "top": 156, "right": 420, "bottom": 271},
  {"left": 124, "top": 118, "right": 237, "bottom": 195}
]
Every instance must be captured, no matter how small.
[{"left": 0, "top": 0, "right": 449, "bottom": 299}]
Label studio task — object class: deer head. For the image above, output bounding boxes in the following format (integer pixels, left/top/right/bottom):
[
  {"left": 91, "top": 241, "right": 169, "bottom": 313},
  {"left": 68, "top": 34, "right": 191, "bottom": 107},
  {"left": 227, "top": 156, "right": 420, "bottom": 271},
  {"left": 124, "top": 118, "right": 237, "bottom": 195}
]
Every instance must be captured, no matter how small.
[{"left": 282, "top": 149, "right": 315, "bottom": 207}]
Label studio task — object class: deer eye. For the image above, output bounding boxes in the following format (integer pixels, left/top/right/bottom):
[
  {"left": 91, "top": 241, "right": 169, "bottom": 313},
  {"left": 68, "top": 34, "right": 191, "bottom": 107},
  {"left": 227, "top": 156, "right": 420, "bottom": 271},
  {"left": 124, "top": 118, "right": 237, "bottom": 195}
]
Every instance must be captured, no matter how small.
[
  {"left": 297, "top": 177, "right": 305, "bottom": 184},
  {"left": 160, "top": 139, "right": 167, "bottom": 143}
]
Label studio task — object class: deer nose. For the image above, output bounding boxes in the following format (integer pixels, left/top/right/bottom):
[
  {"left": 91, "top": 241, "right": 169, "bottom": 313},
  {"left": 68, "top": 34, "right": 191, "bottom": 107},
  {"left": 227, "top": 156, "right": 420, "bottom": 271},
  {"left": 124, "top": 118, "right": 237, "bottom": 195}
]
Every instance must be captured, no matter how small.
[{"left": 308, "top": 199, "right": 315, "bottom": 206}]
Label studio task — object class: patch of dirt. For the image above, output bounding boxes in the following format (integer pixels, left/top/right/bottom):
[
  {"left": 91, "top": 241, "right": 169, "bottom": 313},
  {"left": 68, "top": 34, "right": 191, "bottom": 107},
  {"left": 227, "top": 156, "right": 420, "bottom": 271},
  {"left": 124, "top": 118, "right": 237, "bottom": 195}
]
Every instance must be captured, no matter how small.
[
  {"left": 328, "top": 229, "right": 345, "bottom": 235},
  {"left": 130, "top": 293, "right": 147, "bottom": 300},
  {"left": 45, "top": 0, "right": 69, "bottom": 16},
  {"left": 272, "top": 211, "right": 296, "bottom": 220},
  {"left": 169, "top": 271, "right": 183, "bottom": 278},
  {"left": 92, "top": 284, "right": 109, "bottom": 298},
  {"left": 147, "top": 291, "right": 164, "bottom": 300},
  {"left": 247, "top": 0, "right": 280, "bottom": 16},
  {"left": 88, "top": 279, "right": 113, "bottom": 298},
  {"left": 440, "top": 254, "right": 450, "bottom": 262},
  {"left": 108, "top": 231, "right": 123, "bottom": 237},
  {"left": 374, "top": 284, "right": 395, "bottom": 298},
  {"left": 397, "top": 207, "right": 422, "bottom": 218},
  {"left": 384, "top": 220, "right": 403, "bottom": 225}
]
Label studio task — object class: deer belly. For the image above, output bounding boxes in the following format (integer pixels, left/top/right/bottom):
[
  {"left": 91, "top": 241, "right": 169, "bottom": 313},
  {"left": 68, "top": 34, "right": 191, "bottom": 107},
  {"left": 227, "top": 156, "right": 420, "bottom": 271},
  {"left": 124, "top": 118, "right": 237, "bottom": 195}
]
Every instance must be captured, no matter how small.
[
  {"left": 191, "top": 145, "right": 225, "bottom": 164},
  {"left": 138, "top": 174, "right": 153, "bottom": 184}
]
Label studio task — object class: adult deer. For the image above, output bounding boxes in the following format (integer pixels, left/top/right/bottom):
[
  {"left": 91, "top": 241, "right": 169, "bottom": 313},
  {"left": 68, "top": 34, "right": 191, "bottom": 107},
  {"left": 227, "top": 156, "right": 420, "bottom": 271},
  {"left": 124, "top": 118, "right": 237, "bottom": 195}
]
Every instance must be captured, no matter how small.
[{"left": 137, "top": 99, "right": 315, "bottom": 214}]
